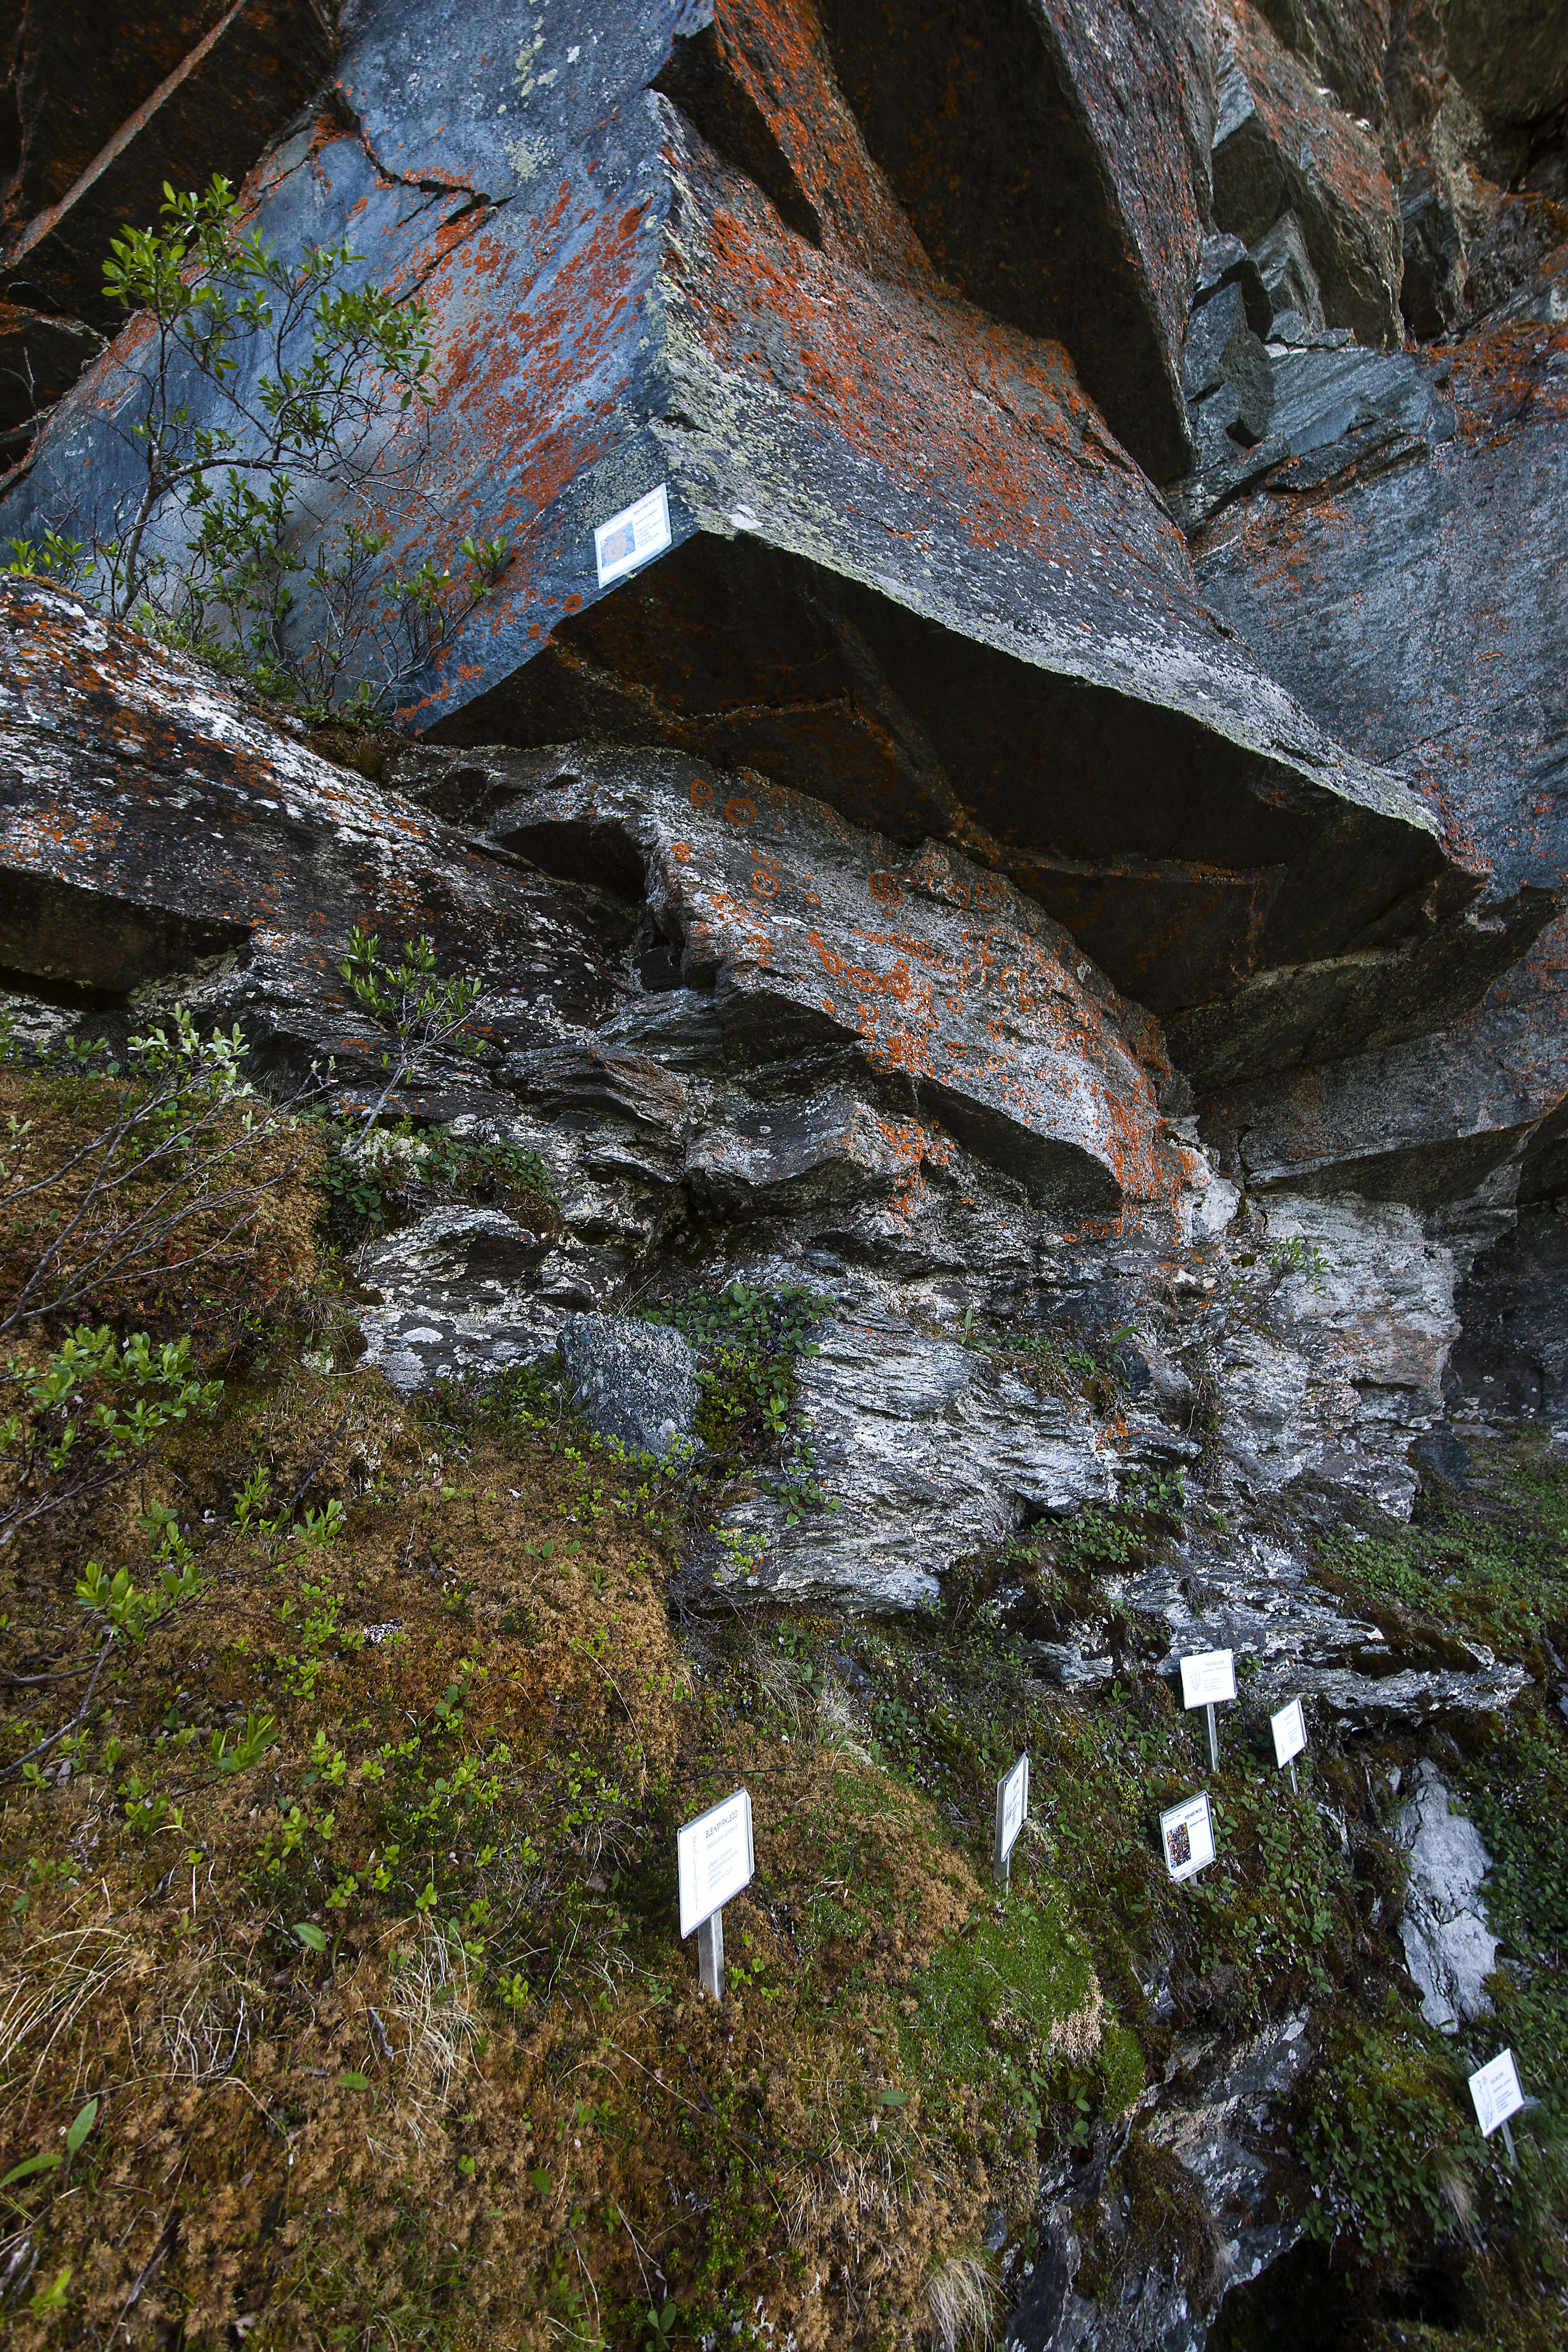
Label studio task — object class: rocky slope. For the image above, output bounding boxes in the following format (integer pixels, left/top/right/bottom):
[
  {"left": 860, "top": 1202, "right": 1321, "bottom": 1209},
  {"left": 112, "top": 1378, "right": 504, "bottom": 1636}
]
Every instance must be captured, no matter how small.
[{"left": 0, "top": 2, "right": 1566, "bottom": 2349}]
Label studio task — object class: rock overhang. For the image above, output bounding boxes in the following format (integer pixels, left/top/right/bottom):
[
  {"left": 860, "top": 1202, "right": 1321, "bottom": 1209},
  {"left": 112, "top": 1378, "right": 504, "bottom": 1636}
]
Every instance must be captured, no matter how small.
[{"left": 0, "top": 0, "right": 1510, "bottom": 1092}]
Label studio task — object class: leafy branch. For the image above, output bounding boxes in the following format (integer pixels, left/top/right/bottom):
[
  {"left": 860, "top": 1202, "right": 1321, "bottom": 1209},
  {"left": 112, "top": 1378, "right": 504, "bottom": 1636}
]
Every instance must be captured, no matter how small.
[{"left": 336, "top": 929, "right": 486, "bottom": 1136}]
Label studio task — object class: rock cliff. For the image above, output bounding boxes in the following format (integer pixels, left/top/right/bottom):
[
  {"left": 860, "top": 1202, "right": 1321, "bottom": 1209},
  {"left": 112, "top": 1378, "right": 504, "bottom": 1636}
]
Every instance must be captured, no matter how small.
[{"left": 0, "top": 3, "right": 1565, "bottom": 2349}]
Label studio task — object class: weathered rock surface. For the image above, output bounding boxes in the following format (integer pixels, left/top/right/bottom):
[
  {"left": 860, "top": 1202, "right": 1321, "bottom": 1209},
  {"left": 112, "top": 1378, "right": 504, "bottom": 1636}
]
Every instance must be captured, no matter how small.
[
  {"left": 1006, "top": 2013, "right": 1316, "bottom": 2350},
  {"left": 559, "top": 1312, "right": 702, "bottom": 1456},
  {"left": 354, "top": 1209, "right": 563, "bottom": 1395},
  {"left": 0, "top": 0, "right": 335, "bottom": 327},
  {"left": 1393, "top": 1761, "right": 1501, "bottom": 2030},
  {"left": 817, "top": 0, "right": 1214, "bottom": 483},
  {"left": 1188, "top": 295, "right": 1568, "bottom": 1265},
  {"left": 424, "top": 742, "right": 1184, "bottom": 1217},
  {"left": 3, "top": 0, "right": 1565, "bottom": 2329},
  {"left": 5, "top": 1, "right": 1521, "bottom": 1095},
  {"left": 1210, "top": 0, "right": 1401, "bottom": 346},
  {"left": 1443, "top": 0, "right": 1568, "bottom": 131}
]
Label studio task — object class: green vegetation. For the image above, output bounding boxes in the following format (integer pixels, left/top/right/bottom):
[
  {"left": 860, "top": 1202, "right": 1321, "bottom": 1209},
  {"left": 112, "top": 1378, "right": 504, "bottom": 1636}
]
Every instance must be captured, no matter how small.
[
  {"left": 1315, "top": 1432, "right": 1568, "bottom": 1675},
  {"left": 638, "top": 1279, "right": 840, "bottom": 1525},
  {"left": 1, "top": 1016, "right": 1566, "bottom": 2347},
  {"left": 3, "top": 179, "right": 509, "bottom": 718}
]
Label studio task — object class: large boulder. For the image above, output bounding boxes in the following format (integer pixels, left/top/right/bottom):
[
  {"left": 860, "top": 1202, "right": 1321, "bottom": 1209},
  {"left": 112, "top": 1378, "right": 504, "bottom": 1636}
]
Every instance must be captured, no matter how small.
[
  {"left": 0, "top": 579, "right": 639, "bottom": 1106},
  {"left": 416, "top": 742, "right": 1184, "bottom": 1218}
]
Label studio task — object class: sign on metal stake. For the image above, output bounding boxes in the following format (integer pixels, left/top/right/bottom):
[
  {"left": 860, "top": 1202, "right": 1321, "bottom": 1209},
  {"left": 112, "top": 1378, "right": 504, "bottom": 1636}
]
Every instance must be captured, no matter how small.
[
  {"left": 1469, "top": 2048, "right": 1525, "bottom": 2168},
  {"left": 994, "top": 1753, "right": 1029, "bottom": 1889},
  {"left": 677, "top": 1787, "right": 754, "bottom": 2001},
  {"left": 1158, "top": 1789, "right": 1216, "bottom": 1883},
  {"left": 1271, "top": 1697, "right": 1307, "bottom": 1794},
  {"left": 1180, "top": 1648, "right": 1236, "bottom": 1771}
]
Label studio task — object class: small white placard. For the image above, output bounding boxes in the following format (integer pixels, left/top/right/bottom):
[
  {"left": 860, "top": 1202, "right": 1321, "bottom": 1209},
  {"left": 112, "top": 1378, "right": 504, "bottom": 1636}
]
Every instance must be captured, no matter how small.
[
  {"left": 594, "top": 482, "right": 672, "bottom": 586},
  {"left": 677, "top": 1787, "right": 754, "bottom": 1938},
  {"left": 996, "top": 1753, "right": 1029, "bottom": 1866},
  {"left": 1469, "top": 2048, "right": 1524, "bottom": 2138},
  {"left": 1271, "top": 1697, "right": 1307, "bottom": 1768},
  {"left": 1180, "top": 1648, "right": 1236, "bottom": 1709},
  {"left": 1159, "top": 1790, "right": 1216, "bottom": 1883}
]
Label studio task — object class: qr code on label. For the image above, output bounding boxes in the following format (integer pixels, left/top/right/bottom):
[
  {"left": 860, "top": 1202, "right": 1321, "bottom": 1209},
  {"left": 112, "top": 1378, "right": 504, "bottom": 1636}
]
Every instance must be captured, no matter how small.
[{"left": 1166, "top": 1820, "right": 1192, "bottom": 1868}]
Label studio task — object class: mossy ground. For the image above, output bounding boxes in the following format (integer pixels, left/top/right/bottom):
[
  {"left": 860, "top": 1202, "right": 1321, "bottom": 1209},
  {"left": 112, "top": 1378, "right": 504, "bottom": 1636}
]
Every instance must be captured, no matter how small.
[{"left": 2, "top": 1067, "right": 1566, "bottom": 2348}]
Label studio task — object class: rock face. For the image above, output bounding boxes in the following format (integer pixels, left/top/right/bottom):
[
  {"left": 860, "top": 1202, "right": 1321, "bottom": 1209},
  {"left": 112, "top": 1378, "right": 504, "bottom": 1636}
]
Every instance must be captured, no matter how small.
[
  {"left": 1, "top": 0, "right": 1565, "bottom": 2341},
  {"left": 1182, "top": 260, "right": 1568, "bottom": 1428},
  {"left": 1393, "top": 1762, "right": 1501, "bottom": 2030},
  {"left": 5, "top": 0, "right": 1528, "bottom": 1097},
  {"left": 1211, "top": 0, "right": 1401, "bottom": 346}
]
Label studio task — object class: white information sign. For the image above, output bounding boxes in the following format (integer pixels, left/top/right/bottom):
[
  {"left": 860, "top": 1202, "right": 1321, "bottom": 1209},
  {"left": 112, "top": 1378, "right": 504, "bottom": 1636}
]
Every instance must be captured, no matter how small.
[
  {"left": 595, "top": 483, "right": 672, "bottom": 586},
  {"left": 1159, "top": 1790, "right": 1216, "bottom": 1883},
  {"left": 1469, "top": 2048, "right": 1524, "bottom": 2138},
  {"left": 677, "top": 1787, "right": 754, "bottom": 1938},
  {"left": 995, "top": 1753, "right": 1029, "bottom": 1872},
  {"left": 1180, "top": 1648, "right": 1236, "bottom": 1709},
  {"left": 1271, "top": 1698, "right": 1307, "bottom": 1768}
]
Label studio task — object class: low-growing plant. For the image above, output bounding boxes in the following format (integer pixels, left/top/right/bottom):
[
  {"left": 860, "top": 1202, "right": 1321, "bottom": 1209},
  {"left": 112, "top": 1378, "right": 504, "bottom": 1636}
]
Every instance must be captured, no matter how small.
[{"left": 25, "top": 177, "right": 511, "bottom": 716}]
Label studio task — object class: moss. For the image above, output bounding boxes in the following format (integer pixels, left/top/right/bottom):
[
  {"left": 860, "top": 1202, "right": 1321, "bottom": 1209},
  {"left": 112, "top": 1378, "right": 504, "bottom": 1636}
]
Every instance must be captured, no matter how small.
[{"left": 1313, "top": 1428, "right": 1568, "bottom": 1676}]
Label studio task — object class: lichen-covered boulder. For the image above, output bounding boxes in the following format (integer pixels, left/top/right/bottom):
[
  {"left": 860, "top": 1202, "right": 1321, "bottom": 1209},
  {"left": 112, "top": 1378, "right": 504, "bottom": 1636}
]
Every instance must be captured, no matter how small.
[{"left": 560, "top": 1312, "right": 702, "bottom": 1456}]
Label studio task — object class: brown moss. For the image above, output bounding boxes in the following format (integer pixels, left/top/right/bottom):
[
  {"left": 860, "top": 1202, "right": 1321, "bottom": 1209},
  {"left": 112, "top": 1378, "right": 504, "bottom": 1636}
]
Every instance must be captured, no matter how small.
[{"left": 0, "top": 1339, "right": 1078, "bottom": 2351}]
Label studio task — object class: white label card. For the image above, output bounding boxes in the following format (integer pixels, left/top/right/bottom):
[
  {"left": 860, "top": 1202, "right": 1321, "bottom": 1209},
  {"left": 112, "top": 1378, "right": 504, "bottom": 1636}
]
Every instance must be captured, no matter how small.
[
  {"left": 996, "top": 1753, "right": 1029, "bottom": 1865},
  {"left": 677, "top": 1787, "right": 754, "bottom": 1938},
  {"left": 1180, "top": 1649, "right": 1236, "bottom": 1709},
  {"left": 1159, "top": 1790, "right": 1216, "bottom": 1883},
  {"left": 1469, "top": 2048, "right": 1524, "bottom": 2138},
  {"left": 595, "top": 483, "right": 672, "bottom": 586},
  {"left": 1271, "top": 1697, "right": 1307, "bottom": 1768}
]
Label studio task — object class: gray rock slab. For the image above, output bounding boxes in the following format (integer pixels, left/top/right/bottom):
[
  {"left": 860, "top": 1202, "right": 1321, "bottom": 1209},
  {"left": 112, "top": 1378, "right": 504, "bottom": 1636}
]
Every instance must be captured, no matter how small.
[
  {"left": 354, "top": 1208, "right": 569, "bottom": 1393},
  {"left": 1211, "top": 0, "right": 1401, "bottom": 346},
  {"left": 1191, "top": 304, "right": 1568, "bottom": 1203},
  {"left": 1393, "top": 1761, "right": 1500, "bottom": 2031},
  {"left": 715, "top": 1285, "right": 1120, "bottom": 1612},
  {"left": 1251, "top": 210, "right": 1325, "bottom": 332},
  {"left": 0, "top": 581, "right": 641, "bottom": 1108},
  {"left": 559, "top": 1312, "right": 701, "bottom": 1457}
]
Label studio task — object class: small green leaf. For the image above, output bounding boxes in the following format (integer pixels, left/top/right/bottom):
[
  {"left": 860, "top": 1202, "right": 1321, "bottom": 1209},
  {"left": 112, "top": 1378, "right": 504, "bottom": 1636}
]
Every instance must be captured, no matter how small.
[
  {"left": 2, "top": 2150, "right": 61, "bottom": 2188},
  {"left": 292, "top": 1921, "right": 326, "bottom": 1953},
  {"left": 30, "top": 2265, "right": 72, "bottom": 2316},
  {"left": 528, "top": 2166, "right": 551, "bottom": 2195},
  {"left": 64, "top": 2098, "right": 99, "bottom": 2156},
  {"left": 877, "top": 2088, "right": 908, "bottom": 2109},
  {"left": 338, "top": 2070, "right": 370, "bottom": 2091}
]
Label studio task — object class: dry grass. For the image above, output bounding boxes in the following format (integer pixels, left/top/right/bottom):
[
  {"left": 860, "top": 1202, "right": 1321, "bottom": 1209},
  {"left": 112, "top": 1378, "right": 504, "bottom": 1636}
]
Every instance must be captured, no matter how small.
[{"left": 925, "top": 2251, "right": 999, "bottom": 2352}]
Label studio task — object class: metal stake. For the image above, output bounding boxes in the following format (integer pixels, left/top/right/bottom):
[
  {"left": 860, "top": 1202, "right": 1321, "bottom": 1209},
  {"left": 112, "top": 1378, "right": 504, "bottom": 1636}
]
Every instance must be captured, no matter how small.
[
  {"left": 994, "top": 1842, "right": 1012, "bottom": 1892},
  {"left": 1205, "top": 1701, "right": 1219, "bottom": 1773},
  {"left": 1501, "top": 2119, "right": 1517, "bottom": 2169},
  {"left": 697, "top": 1906, "right": 724, "bottom": 2000},
  {"left": 1289, "top": 1761, "right": 1299, "bottom": 1796}
]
